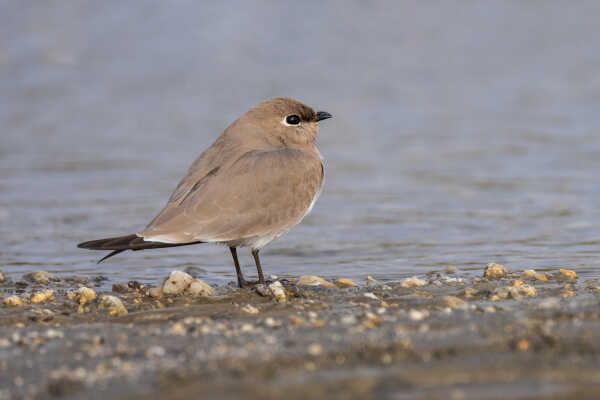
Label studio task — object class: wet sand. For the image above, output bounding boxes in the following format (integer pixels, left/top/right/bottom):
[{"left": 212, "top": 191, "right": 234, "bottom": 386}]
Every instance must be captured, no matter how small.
[{"left": 1, "top": 266, "right": 600, "bottom": 400}]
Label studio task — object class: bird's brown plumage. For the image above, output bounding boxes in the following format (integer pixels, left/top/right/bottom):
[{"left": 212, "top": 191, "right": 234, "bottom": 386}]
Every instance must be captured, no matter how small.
[
  {"left": 78, "top": 97, "right": 331, "bottom": 285},
  {"left": 139, "top": 97, "right": 325, "bottom": 247}
]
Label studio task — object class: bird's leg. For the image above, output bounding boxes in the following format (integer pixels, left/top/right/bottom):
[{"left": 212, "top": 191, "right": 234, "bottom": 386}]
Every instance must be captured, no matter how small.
[
  {"left": 251, "top": 249, "right": 265, "bottom": 285},
  {"left": 229, "top": 247, "right": 247, "bottom": 288}
]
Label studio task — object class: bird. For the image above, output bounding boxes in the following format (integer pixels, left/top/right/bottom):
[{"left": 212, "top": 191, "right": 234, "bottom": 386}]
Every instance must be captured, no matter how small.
[{"left": 78, "top": 97, "right": 332, "bottom": 288}]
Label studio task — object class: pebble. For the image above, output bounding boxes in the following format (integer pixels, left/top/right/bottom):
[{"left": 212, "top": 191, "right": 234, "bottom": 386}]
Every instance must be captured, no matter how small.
[
  {"left": 268, "top": 281, "right": 287, "bottom": 302},
  {"left": 363, "top": 292, "right": 379, "bottom": 300},
  {"left": 148, "top": 287, "right": 164, "bottom": 298},
  {"left": 483, "top": 263, "right": 508, "bottom": 279},
  {"left": 0, "top": 271, "right": 4, "bottom": 283},
  {"left": 408, "top": 309, "right": 429, "bottom": 321},
  {"left": 442, "top": 295, "right": 466, "bottom": 308},
  {"left": 521, "top": 269, "right": 548, "bottom": 282},
  {"left": 561, "top": 284, "right": 575, "bottom": 298},
  {"left": 146, "top": 345, "right": 166, "bottom": 359},
  {"left": 3, "top": 296, "right": 25, "bottom": 307},
  {"left": 241, "top": 304, "right": 260, "bottom": 314},
  {"left": 400, "top": 276, "right": 428, "bottom": 288},
  {"left": 169, "top": 322, "right": 187, "bottom": 335},
  {"left": 336, "top": 278, "right": 357, "bottom": 288},
  {"left": 558, "top": 269, "right": 577, "bottom": 280},
  {"left": 186, "top": 279, "right": 215, "bottom": 296},
  {"left": 112, "top": 282, "right": 129, "bottom": 293},
  {"left": 517, "top": 338, "right": 530, "bottom": 352},
  {"left": 445, "top": 265, "right": 457, "bottom": 274},
  {"left": 366, "top": 275, "right": 381, "bottom": 287},
  {"left": 518, "top": 284, "right": 537, "bottom": 297},
  {"left": 162, "top": 271, "right": 194, "bottom": 295},
  {"left": 264, "top": 317, "right": 281, "bottom": 328},
  {"left": 31, "top": 289, "right": 55, "bottom": 303},
  {"left": 491, "top": 286, "right": 521, "bottom": 301},
  {"left": 24, "top": 270, "right": 54, "bottom": 285},
  {"left": 307, "top": 343, "right": 323, "bottom": 356},
  {"left": 68, "top": 287, "right": 97, "bottom": 305},
  {"left": 464, "top": 287, "right": 479, "bottom": 298},
  {"left": 296, "top": 275, "right": 336, "bottom": 289},
  {"left": 98, "top": 295, "right": 128, "bottom": 316},
  {"left": 44, "top": 329, "right": 64, "bottom": 339}
]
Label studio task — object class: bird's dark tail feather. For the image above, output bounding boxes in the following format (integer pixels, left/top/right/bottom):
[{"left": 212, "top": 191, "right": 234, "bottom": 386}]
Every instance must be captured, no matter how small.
[{"left": 77, "top": 234, "right": 203, "bottom": 263}]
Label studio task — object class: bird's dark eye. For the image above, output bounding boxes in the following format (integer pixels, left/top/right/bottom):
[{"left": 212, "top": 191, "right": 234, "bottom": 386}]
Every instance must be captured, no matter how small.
[{"left": 286, "top": 115, "right": 301, "bottom": 125}]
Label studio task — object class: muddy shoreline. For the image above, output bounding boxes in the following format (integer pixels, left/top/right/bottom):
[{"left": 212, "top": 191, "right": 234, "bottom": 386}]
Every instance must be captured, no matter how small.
[{"left": 1, "top": 266, "right": 600, "bottom": 400}]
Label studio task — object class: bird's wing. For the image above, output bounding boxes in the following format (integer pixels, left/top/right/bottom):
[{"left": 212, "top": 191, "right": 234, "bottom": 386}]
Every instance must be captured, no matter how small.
[{"left": 139, "top": 147, "right": 323, "bottom": 243}]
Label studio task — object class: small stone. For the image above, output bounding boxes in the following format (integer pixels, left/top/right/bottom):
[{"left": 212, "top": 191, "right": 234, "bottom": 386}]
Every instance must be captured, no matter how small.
[
  {"left": 169, "top": 322, "right": 187, "bottom": 335},
  {"left": 561, "top": 289, "right": 575, "bottom": 298},
  {"left": 442, "top": 295, "right": 466, "bottom": 308},
  {"left": 558, "top": 269, "right": 577, "bottom": 280},
  {"left": 112, "top": 283, "right": 129, "bottom": 293},
  {"left": 366, "top": 276, "right": 381, "bottom": 287},
  {"left": 518, "top": 284, "right": 537, "bottom": 297},
  {"left": 148, "top": 287, "right": 164, "bottom": 299},
  {"left": 307, "top": 343, "right": 323, "bottom": 356},
  {"left": 363, "top": 292, "right": 378, "bottom": 300},
  {"left": 517, "top": 338, "right": 530, "bottom": 352},
  {"left": 336, "top": 278, "right": 357, "bottom": 288},
  {"left": 408, "top": 309, "right": 429, "bottom": 321},
  {"left": 146, "top": 345, "right": 166, "bottom": 359},
  {"left": 44, "top": 329, "right": 64, "bottom": 339},
  {"left": 491, "top": 286, "right": 521, "bottom": 301},
  {"left": 241, "top": 304, "right": 259, "bottom": 315},
  {"left": 521, "top": 269, "right": 548, "bottom": 282},
  {"left": 289, "top": 315, "right": 306, "bottom": 326},
  {"left": 400, "top": 276, "right": 428, "bottom": 288},
  {"left": 68, "top": 287, "right": 97, "bottom": 305},
  {"left": 31, "top": 289, "right": 55, "bottom": 303},
  {"left": 296, "top": 275, "right": 336, "bottom": 289},
  {"left": 268, "top": 281, "right": 287, "bottom": 302},
  {"left": 0, "top": 271, "right": 4, "bottom": 283},
  {"left": 3, "top": 296, "right": 24, "bottom": 307},
  {"left": 98, "top": 295, "right": 128, "bottom": 316},
  {"left": 445, "top": 265, "right": 457, "bottom": 274},
  {"left": 128, "top": 280, "right": 142, "bottom": 290},
  {"left": 521, "top": 270, "right": 536, "bottom": 279},
  {"left": 513, "top": 280, "right": 524, "bottom": 288},
  {"left": 254, "top": 284, "right": 270, "bottom": 297},
  {"left": 24, "top": 270, "right": 54, "bottom": 285},
  {"left": 483, "top": 263, "right": 508, "bottom": 279},
  {"left": 464, "top": 287, "right": 479, "bottom": 298},
  {"left": 186, "top": 279, "right": 215, "bottom": 296},
  {"left": 341, "top": 315, "right": 357, "bottom": 325},
  {"left": 162, "top": 271, "right": 194, "bottom": 295},
  {"left": 264, "top": 317, "right": 281, "bottom": 328}
]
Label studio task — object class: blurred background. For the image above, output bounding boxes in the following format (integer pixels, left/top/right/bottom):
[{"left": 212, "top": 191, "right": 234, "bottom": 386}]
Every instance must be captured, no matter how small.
[{"left": 1, "top": 1, "right": 599, "bottom": 287}]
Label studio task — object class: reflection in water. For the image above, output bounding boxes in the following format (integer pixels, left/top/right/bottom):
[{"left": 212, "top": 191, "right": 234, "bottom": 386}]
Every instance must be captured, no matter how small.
[{"left": 1, "top": 1, "right": 599, "bottom": 288}]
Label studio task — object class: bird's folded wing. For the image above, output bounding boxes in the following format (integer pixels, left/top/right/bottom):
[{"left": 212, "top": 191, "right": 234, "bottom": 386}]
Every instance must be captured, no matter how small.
[{"left": 139, "top": 148, "right": 323, "bottom": 243}]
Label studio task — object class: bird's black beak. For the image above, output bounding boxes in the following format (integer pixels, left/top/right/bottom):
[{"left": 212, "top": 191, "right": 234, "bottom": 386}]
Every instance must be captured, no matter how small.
[{"left": 316, "top": 111, "right": 333, "bottom": 122}]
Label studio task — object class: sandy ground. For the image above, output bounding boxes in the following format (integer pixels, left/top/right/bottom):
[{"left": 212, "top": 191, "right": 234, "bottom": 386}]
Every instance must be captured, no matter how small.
[{"left": 1, "top": 266, "right": 600, "bottom": 400}]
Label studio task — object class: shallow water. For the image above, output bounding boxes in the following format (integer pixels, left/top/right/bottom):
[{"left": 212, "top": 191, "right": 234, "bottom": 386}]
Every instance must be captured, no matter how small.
[{"left": 1, "top": 1, "right": 599, "bottom": 288}]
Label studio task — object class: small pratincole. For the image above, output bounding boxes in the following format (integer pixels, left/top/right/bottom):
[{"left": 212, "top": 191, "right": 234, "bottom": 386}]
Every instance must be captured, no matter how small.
[{"left": 78, "top": 97, "right": 332, "bottom": 288}]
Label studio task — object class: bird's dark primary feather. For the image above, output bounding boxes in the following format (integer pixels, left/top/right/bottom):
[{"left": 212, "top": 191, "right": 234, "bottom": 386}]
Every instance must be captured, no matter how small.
[{"left": 78, "top": 234, "right": 203, "bottom": 263}]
